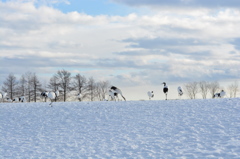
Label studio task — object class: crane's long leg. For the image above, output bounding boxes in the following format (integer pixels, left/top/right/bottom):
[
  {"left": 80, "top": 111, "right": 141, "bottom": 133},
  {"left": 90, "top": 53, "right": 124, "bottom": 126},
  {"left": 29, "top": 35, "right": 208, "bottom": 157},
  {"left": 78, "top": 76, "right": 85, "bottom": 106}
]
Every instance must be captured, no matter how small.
[
  {"left": 121, "top": 95, "right": 126, "bottom": 101},
  {"left": 49, "top": 99, "right": 53, "bottom": 107}
]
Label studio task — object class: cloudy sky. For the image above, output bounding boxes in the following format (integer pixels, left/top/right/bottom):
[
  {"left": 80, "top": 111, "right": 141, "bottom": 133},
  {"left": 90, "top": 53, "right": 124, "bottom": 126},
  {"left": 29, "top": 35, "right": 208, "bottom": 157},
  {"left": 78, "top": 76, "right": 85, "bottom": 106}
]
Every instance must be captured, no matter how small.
[{"left": 0, "top": 0, "right": 239, "bottom": 100}]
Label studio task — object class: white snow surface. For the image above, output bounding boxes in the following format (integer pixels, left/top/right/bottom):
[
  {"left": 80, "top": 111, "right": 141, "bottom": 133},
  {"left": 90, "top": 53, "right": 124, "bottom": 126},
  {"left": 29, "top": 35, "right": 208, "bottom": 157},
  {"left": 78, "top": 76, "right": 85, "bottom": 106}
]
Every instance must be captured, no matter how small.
[{"left": 1, "top": 98, "right": 240, "bottom": 158}]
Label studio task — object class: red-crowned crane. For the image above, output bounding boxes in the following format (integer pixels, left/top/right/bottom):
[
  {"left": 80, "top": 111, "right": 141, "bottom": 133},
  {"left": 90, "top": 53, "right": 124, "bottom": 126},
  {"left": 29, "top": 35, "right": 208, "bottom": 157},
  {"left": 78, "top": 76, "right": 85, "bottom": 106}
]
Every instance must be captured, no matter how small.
[
  {"left": 48, "top": 90, "right": 59, "bottom": 106},
  {"left": 178, "top": 86, "right": 183, "bottom": 99},
  {"left": 147, "top": 91, "right": 154, "bottom": 100},
  {"left": 213, "top": 90, "right": 226, "bottom": 98},
  {"left": 12, "top": 96, "right": 25, "bottom": 102},
  {"left": 77, "top": 93, "right": 82, "bottom": 101},
  {"left": 110, "top": 86, "right": 126, "bottom": 101},
  {"left": 40, "top": 91, "right": 49, "bottom": 102},
  {"left": 41, "top": 90, "right": 59, "bottom": 106},
  {"left": 162, "top": 82, "right": 168, "bottom": 100}
]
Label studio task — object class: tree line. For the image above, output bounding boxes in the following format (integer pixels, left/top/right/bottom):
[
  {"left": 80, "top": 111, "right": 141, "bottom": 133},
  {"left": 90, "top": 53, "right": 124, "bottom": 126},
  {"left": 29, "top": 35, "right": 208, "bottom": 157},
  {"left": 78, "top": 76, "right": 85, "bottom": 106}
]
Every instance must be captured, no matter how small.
[
  {"left": 183, "top": 80, "right": 239, "bottom": 99},
  {"left": 0, "top": 69, "right": 110, "bottom": 102},
  {"left": 0, "top": 69, "right": 239, "bottom": 102}
]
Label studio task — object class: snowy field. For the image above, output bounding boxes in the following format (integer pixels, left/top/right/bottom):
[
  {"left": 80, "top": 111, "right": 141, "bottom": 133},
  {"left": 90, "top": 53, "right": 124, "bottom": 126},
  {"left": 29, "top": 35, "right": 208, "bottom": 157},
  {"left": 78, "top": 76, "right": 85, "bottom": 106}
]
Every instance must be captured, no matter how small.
[{"left": 1, "top": 98, "right": 240, "bottom": 158}]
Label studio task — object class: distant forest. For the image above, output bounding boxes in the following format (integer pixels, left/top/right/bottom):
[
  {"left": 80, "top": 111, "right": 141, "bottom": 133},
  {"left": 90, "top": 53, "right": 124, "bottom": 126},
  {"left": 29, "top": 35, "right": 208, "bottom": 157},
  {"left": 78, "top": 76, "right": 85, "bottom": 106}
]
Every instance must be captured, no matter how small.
[{"left": 0, "top": 69, "right": 110, "bottom": 102}]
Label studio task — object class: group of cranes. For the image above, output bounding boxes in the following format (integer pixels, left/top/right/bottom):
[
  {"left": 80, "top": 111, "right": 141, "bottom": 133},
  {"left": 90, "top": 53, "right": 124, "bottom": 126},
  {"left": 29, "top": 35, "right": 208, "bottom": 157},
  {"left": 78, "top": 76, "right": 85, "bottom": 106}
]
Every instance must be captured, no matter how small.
[
  {"left": 1, "top": 83, "right": 227, "bottom": 105},
  {"left": 0, "top": 93, "right": 25, "bottom": 102},
  {"left": 148, "top": 82, "right": 183, "bottom": 100},
  {"left": 0, "top": 90, "right": 59, "bottom": 105},
  {"left": 12, "top": 96, "right": 25, "bottom": 102},
  {"left": 0, "top": 83, "right": 186, "bottom": 104},
  {"left": 149, "top": 82, "right": 226, "bottom": 100}
]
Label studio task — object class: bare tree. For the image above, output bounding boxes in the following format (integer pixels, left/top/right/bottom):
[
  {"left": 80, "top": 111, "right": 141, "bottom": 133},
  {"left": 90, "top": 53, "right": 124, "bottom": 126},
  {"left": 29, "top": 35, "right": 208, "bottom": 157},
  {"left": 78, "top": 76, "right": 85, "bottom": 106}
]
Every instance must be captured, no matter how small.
[
  {"left": 209, "top": 81, "right": 220, "bottom": 98},
  {"left": 18, "top": 74, "right": 27, "bottom": 96},
  {"left": 199, "top": 81, "right": 210, "bottom": 99},
  {"left": 228, "top": 81, "right": 239, "bottom": 98},
  {"left": 25, "top": 72, "right": 34, "bottom": 102},
  {"left": 55, "top": 69, "right": 72, "bottom": 102},
  {"left": 86, "top": 77, "right": 96, "bottom": 101},
  {"left": 1, "top": 73, "right": 18, "bottom": 100},
  {"left": 95, "top": 80, "right": 110, "bottom": 101},
  {"left": 73, "top": 73, "right": 87, "bottom": 101},
  {"left": 184, "top": 81, "right": 199, "bottom": 99},
  {"left": 228, "top": 85, "right": 234, "bottom": 98},
  {"left": 48, "top": 76, "right": 59, "bottom": 91},
  {"left": 32, "top": 73, "right": 42, "bottom": 102}
]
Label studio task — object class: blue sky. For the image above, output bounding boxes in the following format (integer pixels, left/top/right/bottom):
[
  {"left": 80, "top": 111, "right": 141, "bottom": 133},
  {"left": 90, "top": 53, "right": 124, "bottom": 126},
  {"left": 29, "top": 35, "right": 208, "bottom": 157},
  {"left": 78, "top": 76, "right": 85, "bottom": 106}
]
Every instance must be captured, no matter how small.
[
  {"left": 54, "top": 0, "right": 135, "bottom": 15},
  {"left": 0, "top": 0, "right": 239, "bottom": 100}
]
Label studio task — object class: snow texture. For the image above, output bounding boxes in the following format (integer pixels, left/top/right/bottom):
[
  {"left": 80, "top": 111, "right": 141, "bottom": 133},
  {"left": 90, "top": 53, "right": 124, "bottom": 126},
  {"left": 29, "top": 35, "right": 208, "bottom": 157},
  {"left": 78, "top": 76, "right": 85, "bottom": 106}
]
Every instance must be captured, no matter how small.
[{"left": 1, "top": 98, "right": 240, "bottom": 158}]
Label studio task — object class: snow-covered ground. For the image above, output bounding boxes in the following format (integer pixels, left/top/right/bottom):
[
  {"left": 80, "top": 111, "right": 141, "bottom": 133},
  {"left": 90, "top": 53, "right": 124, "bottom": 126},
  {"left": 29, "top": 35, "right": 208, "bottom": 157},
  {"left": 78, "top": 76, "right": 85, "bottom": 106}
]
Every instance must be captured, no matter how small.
[{"left": 1, "top": 98, "right": 240, "bottom": 158}]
